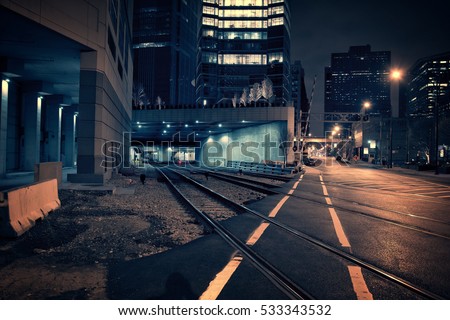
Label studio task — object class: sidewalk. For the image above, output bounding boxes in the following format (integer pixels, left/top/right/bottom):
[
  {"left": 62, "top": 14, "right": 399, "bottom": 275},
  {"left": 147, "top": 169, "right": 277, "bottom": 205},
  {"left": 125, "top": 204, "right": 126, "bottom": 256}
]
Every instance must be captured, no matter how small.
[
  {"left": 0, "top": 167, "right": 77, "bottom": 192},
  {"left": 351, "top": 160, "right": 450, "bottom": 182}
]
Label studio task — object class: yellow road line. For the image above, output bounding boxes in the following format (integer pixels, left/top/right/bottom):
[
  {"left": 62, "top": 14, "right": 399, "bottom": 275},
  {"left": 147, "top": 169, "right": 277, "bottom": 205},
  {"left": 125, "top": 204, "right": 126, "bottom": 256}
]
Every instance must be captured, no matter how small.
[
  {"left": 246, "top": 222, "right": 270, "bottom": 246},
  {"left": 347, "top": 266, "right": 373, "bottom": 300},
  {"left": 328, "top": 207, "right": 351, "bottom": 247},
  {"left": 199, "top": 255, "right": 243, "bottom": 300},
  {"left": 321, "top": 177, "right": 373, "bottom": 299},
  {"left": 199, "top": 174, "right": 304, "bottom": 300},
  {"left": 321, "top": 184, "right": 329, "bottom": 196}
]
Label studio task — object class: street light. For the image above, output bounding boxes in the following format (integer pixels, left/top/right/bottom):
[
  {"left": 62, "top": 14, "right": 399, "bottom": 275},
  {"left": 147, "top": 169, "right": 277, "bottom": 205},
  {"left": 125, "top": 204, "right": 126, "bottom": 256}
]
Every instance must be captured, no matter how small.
[
  {"left": 363, "top": 101, "right": 371, "bottom": 110},
  {"left": 388, "top": 69, "right": 403, "bottom": 168},
  {"left": 355, "top": 101, "right": 371, "bottom": 160}
]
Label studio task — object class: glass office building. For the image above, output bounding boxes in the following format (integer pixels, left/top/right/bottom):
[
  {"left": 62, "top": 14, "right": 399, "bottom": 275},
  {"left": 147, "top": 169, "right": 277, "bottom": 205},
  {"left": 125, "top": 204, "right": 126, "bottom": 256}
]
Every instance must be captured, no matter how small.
[
  {"left": 133, "top": 0, "right": 200, "bottom": 106},
  {"left": 406, "top": 52, "right": 450, "bottom": 117},
  {"left": 325, "top": 45, "right": 391, "bottom": 116},
  {"left": 196, "top": 0, "right": 291, "bottom": 107}
]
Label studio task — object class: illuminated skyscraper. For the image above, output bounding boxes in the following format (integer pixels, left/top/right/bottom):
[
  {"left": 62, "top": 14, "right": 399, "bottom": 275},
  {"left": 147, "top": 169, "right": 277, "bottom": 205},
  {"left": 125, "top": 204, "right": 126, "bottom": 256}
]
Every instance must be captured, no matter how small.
[
  {"left": 325, "top": 45, "right": 391, "bottom": 115},
  {"left": 406, "top": 52, "right": 450, "bottom": 116},
  {"left": 196, "top": 0, "right": 291, "bottom": 107}
]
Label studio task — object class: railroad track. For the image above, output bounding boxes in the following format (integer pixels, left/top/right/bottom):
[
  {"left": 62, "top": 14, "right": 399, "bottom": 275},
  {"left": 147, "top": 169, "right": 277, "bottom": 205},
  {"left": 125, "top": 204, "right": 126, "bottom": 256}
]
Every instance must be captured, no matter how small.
[
  {"left": 158, "top": 167, "right": 312, "bottom": 299},
  {"left": 157, "top": 167, "right": 444, "bottom": 300},
  {"left": 176, "top": 167, "right": 450, "bottom": 239}
]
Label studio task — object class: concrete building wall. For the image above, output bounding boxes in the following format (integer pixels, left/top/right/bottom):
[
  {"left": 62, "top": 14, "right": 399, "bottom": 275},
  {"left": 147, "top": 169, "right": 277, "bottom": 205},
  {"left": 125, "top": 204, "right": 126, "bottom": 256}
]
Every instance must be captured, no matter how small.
[{"left": 200, "top": 121, "right": 290, "bottom": 167}]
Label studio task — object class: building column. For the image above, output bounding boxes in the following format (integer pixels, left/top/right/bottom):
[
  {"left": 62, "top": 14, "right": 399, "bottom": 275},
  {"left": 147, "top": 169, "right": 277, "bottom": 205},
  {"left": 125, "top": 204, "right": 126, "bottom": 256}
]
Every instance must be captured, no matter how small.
[
  {"left": 22, "top": 93, "right": 42, "bottom": 171},
  {"left": 45, "top": 97, "right": 62, "bottom": 162},
  {"left": 63, "top": 107, "right": 77, "bottom": 167},
  {"left": 0, "top": 79, "right": 8, "bottom": 177},
  {"left": 68, "top": 51, "right": 106, "bottom": 183}
]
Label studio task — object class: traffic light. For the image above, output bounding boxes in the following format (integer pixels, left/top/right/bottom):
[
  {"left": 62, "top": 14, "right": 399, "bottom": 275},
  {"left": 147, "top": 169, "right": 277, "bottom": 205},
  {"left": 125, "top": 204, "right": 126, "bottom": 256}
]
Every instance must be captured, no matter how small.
[{"left": 362, "top": 115, "right": 369, "bottom": 121}]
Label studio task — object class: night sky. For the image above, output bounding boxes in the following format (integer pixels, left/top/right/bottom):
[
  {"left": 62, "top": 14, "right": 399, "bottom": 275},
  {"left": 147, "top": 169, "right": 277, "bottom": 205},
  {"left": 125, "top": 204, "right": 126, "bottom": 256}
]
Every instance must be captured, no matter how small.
[{"left": 290, "top": 0, "right": 450, "bottom": 120}]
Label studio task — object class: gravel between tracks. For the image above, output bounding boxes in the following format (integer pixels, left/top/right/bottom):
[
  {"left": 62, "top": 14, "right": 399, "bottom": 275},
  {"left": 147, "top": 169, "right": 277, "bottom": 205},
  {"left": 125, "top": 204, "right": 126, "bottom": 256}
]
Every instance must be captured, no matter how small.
[{"left": 0, "top": 167, "right": 266, "bottom": 299}]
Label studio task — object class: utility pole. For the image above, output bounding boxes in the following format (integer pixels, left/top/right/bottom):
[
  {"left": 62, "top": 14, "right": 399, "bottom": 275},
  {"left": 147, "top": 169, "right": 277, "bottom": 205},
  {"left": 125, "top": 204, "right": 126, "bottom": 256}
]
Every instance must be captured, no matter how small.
[{"left": 435, "top": 71, "right": 440, "bottom": 175}]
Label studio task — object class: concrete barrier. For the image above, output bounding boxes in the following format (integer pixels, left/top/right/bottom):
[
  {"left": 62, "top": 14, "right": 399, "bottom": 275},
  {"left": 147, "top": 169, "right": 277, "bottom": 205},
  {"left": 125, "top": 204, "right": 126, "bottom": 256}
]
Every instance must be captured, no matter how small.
[
  {"left": 0, "top": 179, "right": 61, "bottom": 237},
  {"left": 34, "top": 162, "right": 62, "bottom": 185}
]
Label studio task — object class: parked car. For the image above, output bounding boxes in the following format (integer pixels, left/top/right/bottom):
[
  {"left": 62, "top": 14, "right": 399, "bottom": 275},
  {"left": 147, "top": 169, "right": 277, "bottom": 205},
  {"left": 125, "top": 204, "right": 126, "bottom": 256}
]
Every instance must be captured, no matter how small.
[{"left": 302, "top": 156, "right": 316, "bottom": 166}]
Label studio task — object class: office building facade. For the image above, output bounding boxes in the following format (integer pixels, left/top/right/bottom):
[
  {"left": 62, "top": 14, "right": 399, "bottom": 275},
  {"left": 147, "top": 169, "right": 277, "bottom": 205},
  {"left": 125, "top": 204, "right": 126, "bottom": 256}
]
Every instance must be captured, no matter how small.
[
  {"left": 133, "top": 0, "right": 199, "bottom": 107},
  {"left": 196, "top": 0, "right": 291, "bottom": 107},
  {"left": 406, "top": 52, "right": 450, "bottom": 117},
  {"left": 325, "top": 45, "right": 391, "bottom": 116},
  {"left": 406, "top": 52, "right": 450, "bottom": 165}
]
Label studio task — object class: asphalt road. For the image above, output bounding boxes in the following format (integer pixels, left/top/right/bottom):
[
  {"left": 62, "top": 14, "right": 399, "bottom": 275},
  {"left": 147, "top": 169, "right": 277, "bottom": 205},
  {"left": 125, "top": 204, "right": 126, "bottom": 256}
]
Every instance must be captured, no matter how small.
[{"left": 239, "top": 158, "right": 450, "bottom": 299}]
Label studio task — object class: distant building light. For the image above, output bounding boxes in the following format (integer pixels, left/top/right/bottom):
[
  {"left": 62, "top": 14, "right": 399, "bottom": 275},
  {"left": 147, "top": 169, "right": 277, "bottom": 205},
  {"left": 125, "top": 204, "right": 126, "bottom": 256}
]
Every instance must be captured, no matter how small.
[
  {"left": 218, "top": 124, "right": 222, "bottom": 127},
  {"left": 196, "top": 120, "right": 199, "bottom": 123},
  {"left": 133, "top": 42, "right": 170, "bottom": 49},
  {"left": 138, "top": 125, "right": 142, "bottom": 128},
  {"left": 167, "top": 124, "right": 170, "bottom": 128},
  {"left": 185, "top": 124, "right": 188, "bottom": 127},
  {"left": 137, "top": 121, "right": 140, "bottom": 124}
]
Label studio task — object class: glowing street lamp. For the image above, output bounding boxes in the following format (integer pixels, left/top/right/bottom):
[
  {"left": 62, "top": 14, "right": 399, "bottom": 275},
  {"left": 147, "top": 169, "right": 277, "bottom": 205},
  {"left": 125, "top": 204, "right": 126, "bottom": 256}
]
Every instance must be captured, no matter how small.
[
  {"left": 391, "top": 69, "right": 402, "bottom": 81},
  {"left": 362, "top": 101, "right": 371, "bottom": 111}
]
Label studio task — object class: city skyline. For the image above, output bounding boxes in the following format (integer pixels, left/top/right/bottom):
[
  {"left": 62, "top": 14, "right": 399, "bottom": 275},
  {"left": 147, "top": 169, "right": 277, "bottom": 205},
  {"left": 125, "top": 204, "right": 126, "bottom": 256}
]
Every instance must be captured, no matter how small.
[{"left": 290, "top": 0, "right": 450, "bottom": 121}]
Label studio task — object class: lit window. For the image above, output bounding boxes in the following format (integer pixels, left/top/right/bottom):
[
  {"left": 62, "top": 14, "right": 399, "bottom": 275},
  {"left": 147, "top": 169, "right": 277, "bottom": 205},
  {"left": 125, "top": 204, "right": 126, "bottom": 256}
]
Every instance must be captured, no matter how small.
[
  {"left": 203, "top": 29, "right": 216, "bottom": 37},
  {"left": 269, "top": 17, "right": 283, "bottom": 26},
  {"left": 268, "top": 6, "right": 284, "bottom": 15},
  {"left": 219, "top": 54, "right": 267, "bottom": 65},
  {"left": 203, "top": 6, "right": 216, "bottom": 15},
  {"left": 268, "top": 52, "right": 283, "bottom": 63},
  {"left": 221, "top": 20, "right": 266, "bottom": 28},
  {"left": 221, "top": 0, "right": 265, "bottom": 5},
  {"left": 203, "top": 17, "right": 215, "bottom": 26}
]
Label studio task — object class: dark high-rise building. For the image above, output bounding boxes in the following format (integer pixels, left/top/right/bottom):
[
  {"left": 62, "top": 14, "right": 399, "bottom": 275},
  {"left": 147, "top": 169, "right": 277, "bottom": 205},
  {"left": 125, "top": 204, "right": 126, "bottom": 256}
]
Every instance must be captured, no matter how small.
[
  {"left": 196, "top": 0, "right": 291, "bottom": 107},
  {"left": 291, "top": 60, "right": 309, "bottom": 136},
  {"left": 325, "top": 45, "right": 391, "bottom": 116},
  {"left": 406, "top": 52, "right": 450, "bottom": 116},
  {"left": 133, "top": 0, "right": 199, "bottom": 107}
]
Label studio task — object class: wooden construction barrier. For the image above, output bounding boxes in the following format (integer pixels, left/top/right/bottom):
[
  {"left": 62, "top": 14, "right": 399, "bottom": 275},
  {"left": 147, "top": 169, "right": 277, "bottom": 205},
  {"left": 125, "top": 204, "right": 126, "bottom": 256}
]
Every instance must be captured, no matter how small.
[{"left": 0, "top": 179, "right": 60, "bottom": 237}]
